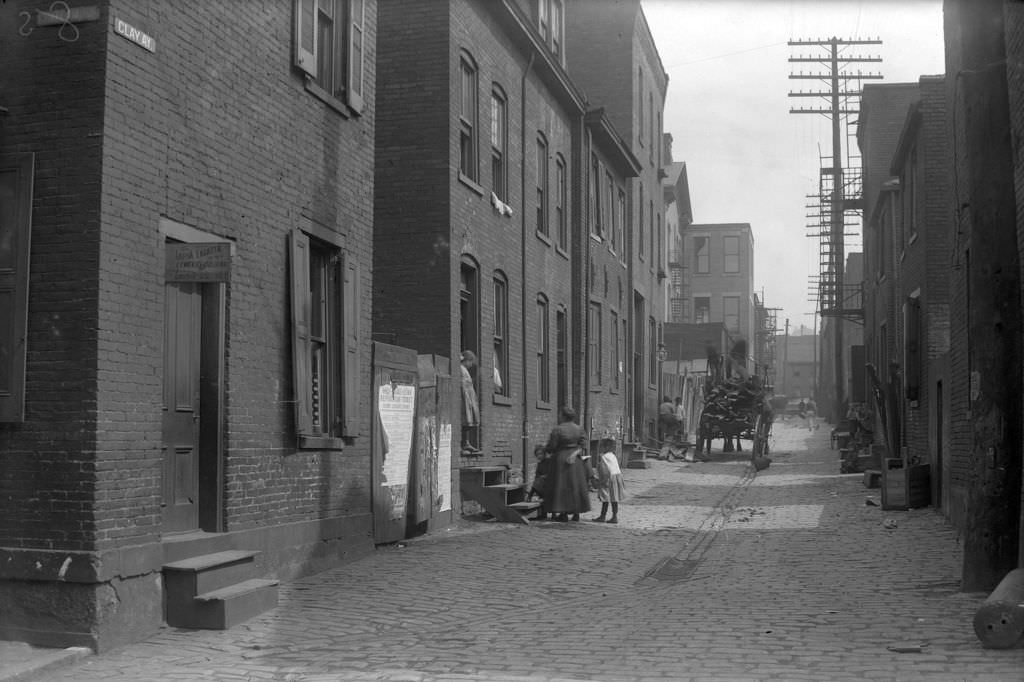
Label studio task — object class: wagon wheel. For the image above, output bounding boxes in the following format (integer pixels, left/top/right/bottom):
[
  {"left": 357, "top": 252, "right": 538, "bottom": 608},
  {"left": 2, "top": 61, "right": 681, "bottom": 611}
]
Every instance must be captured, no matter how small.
[{"left": 752, "top": 413, "right": 771, "bottom": 459}]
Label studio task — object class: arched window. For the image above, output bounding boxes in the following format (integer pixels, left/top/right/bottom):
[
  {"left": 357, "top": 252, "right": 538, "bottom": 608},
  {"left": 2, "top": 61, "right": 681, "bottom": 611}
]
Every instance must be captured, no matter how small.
[
  {"left": 536, "top": 294, "right": 550, "bottom": 403},
  {"left": 492, "top": 272, "right": 509, "bottom": 397}
]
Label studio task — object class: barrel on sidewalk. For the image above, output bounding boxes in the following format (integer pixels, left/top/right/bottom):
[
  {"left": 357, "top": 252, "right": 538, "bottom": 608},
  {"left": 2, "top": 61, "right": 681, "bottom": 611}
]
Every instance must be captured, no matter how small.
[{"left": 973, "top": 568, "right": 1024, "bottom": 649}]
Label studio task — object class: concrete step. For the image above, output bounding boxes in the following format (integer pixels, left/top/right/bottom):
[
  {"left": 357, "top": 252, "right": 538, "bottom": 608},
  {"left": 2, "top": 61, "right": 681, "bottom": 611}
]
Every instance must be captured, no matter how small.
[
  {"left": 163, "top": 550, "right": 260, "bottom": 596},
  {"left": 171, "top": 578, "right": 279, "bottom": 630}
]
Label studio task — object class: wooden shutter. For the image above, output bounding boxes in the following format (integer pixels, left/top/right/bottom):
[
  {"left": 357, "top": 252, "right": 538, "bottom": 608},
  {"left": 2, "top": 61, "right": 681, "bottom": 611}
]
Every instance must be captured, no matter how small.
[
  {"left": 0, "top": 153, "right": 33, "bottom": 422},
  {"left": 341, "top": 251, "right": 361, "bottom": 436},
  {"left": 346, "top": 0, "right": 365, "bottom": 112},
  {"left": 289, "top": 230, "right": 314, "bottom": 435},
  {"left": 294, "top": 0, "right": 317, "bottom": 77}
]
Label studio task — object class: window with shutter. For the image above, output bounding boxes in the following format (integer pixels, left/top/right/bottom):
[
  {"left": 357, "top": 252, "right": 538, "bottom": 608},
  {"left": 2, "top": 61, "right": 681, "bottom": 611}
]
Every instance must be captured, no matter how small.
[
  {"left": 289, "top": 228, "right": 360, "bottom": 447},
  {"left": 294, "top": 0, "right": 366, "bottom": 114},
  {"left": 0, "top": 153, "right": 33, "bottom": 423}
]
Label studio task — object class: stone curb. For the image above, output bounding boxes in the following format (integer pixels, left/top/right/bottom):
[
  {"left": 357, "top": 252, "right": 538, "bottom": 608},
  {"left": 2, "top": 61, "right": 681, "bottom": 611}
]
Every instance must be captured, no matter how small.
[{"left": 0, "top": 645, "right": 91, "bottom": 682}]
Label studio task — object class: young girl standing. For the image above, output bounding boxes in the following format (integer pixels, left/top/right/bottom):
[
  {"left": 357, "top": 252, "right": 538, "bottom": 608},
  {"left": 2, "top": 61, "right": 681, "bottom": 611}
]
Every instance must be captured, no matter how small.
[{"left": 592, "top": 438, "right": 626, "bottom": 524}]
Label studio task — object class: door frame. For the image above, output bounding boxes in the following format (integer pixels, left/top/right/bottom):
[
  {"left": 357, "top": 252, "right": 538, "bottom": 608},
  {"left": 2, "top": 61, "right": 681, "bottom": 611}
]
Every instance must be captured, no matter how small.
[{"left": 160, "top": 218, "right": 229, "bottom": 533}]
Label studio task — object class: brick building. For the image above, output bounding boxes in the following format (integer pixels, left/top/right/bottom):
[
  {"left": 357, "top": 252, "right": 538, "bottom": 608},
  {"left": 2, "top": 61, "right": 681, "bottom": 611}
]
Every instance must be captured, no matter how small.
[
  {"left": 0, "top": 0, "right": 378, "bottom": 650},
  {"left": 565, "top": 0, "right": 669, "bottom": 443},
  {"left": 885, "top": 76, "right": 953, "bottom": 511},
  {"left": 858, "top": 81, "right": 921, "bottom": 445},
  {"left": 374, "top": 0, "right": 587, "bottom": 481},
  {"left": 679, "top": 222, "right": 756, "bottom": 366},
  {"left": 582, "top": 109, "right": 641, "bottom": 444},
  {"left": 943, "top": 0, "right": 1023, "bottom": 590}
]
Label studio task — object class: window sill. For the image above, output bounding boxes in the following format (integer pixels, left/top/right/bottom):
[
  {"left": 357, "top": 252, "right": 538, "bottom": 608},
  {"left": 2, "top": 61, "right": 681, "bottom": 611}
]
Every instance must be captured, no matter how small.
[
  {"left": 590, "top": 385, "right": 603, "bottom": 393},
  {"left": 555, "top": 245, "right": 569, "bottom": 260},
  {"left": 493, "top": 394, "right": 513, "bottom": 406},
  {"left": 590, "top": 233, "right": 603, "bottom": 243},
  {"left": 908, "top": 232, "right": 919, "bottom": 246},
  {"left": 458, "top": 172, "right": 485, "bottom": 196},
  {"left": 535, "top": 230, "right": 552, "bottom": 246},
  {"left": 304, "top": 79, "right": 351, "bottom": 119},
  {"left": 298, "top": 435, "right": 346, "bottom": 451},
  {"left": 535, "top": 400, "right": 553, "bottom": 411}
]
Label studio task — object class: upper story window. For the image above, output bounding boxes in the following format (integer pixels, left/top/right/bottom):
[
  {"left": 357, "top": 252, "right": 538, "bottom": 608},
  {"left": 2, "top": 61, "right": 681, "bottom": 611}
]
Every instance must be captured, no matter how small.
[
  {"left": 694, "top": 296, "right": 710, "bottom": 324},
  {"left": 536, "top": 134, "right": 549, "bottom": 236},
  {"left": 294, "top": 0, "right": 366, "bottom": 113},
  {"left": 491, "top": 86, "right": 508, "bottom": 201},
  {"left": 459, "top": 53, "right": 480, "bottom": 182},
  {"left": 648, "top": 92, "right": 654, "bottom": 162},
  {"left": 904, "top": 145, "right": 918, "bottom": 244},
  {"left": 694, "top": 236, "right": 709, "bottom": 274},
  {"left": 723, "top": 235, "right": 740, "bottom": 273},
  {"left": 638, "top": 67, "right": 645, "bottom": 146},
  {"left": 617, "top": 189, "right": 627, "bottom": 259},
  {"left": 638, "top": 183, "right": 645, "bottom": 261},
  {"left": 555, "top": 154, "right": 568, "bottom": 250},
  {"left": 591, "top": 155, "right": 602, "bottom": 237},
  {"left": 536, "top": 0, "right": 565, "bottom": 63}
]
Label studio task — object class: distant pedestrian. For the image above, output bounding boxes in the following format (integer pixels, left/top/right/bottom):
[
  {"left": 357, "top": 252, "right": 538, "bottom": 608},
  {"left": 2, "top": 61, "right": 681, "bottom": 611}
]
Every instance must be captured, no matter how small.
[
  {"left": 592, "top": 438, "right": 626, "bottom": 524},
  {"left": 543, "top": 406, "right": 591, "bottom": 522},
  {"left": 797, "top": 399, "right": 810, "bottom": 431},
  {"left": 658, "top": 395, "right": 679, "bottom": 442}
]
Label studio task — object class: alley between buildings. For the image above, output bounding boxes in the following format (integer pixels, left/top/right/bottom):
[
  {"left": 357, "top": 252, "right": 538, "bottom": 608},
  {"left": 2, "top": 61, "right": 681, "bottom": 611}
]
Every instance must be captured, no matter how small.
[{"left": 10, "top": 421, "right": 1022, "bottom": 682}]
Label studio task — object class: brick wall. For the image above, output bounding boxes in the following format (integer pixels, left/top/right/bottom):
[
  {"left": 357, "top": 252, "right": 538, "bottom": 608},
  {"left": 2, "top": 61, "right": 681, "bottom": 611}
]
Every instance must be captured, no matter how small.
[
  {"left": 1, "top": 0, "right": 379, "bottom": 649},
  {"left": 376, "top": 0, "right": 582, "bottom": 473},
  {"left": 0, "top": 0, "right": 109, "bottom": 552}
]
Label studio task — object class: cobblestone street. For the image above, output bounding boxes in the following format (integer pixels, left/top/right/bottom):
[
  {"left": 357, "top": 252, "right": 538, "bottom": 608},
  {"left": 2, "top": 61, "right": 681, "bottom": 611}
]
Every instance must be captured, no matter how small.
[{"left": 12, "top": 421, "right": 1024, "bottom": 681}]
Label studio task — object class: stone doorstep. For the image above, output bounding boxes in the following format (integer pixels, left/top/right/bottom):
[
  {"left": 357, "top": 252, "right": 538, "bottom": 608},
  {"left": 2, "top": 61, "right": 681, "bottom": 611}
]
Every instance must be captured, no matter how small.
[{"left": 0, "top": 642, "right": 91, "bottom": 682}]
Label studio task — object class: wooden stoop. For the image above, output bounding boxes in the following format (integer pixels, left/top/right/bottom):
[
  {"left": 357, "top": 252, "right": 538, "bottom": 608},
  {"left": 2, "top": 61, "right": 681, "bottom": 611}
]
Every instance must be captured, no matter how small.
[
  {"left": 460, "top": 466, "right": 541, "bottom": 523},
  {"left": 163, "top": 550, "right": 279, "bottom": 630}
]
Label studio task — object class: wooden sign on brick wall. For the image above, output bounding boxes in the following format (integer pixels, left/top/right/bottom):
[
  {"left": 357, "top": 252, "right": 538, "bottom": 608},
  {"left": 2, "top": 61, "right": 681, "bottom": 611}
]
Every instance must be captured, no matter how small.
[{"left": 165, "top": 242, "right": 232, "bottom": 282}]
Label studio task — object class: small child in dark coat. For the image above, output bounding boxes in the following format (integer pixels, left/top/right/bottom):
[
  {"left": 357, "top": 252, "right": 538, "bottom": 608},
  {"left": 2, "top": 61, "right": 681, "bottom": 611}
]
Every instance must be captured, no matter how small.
[{"left": 528, "top": 444, "right": 553, "bottom": 520}]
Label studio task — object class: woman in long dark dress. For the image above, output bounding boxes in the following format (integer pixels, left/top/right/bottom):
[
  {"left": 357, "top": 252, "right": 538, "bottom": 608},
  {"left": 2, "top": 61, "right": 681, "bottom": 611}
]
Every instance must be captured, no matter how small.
[{"left": 543, "top": 406, "right": 592, "bottom": 522}]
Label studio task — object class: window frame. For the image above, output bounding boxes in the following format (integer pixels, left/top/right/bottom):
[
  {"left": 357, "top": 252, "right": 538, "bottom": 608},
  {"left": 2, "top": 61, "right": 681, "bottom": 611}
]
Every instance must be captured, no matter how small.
[
  {"left": 723, "top": 235, "right": 740, "bottom": 274},
  {"left": 610, "top": 309, "right": 621, "bottom": 391},
  {"left": 589, "top": 300, "right": 603, "bottom": 387},
  {"left": 493, "top": 272, "right": 510, "bottom": 399},
  {"left": 491, "top": 85, "right": 508, "bottom": 202},
  {"left": 723, "top": 295, "right": 740, "bottom": 333},
  {"left": 459, "top": 52, "right": 480, "bottom": 183},
  {"left": 289, "top": 227, "right": 361, "bottom": 447},
  {"left": 694, "top": 296, "right": 711, "bottom": 324},
  {"left": 536, "top": 133, "right": 549, "bottom": 238},
  {"left": 555, "top": 154, "right": 568, "bottom": 251},
  {"left": 293, "top": 0, "right": 366, "bottom": 113},
  {"left": 694, "top": 235, "right": 709, "bottom": 274},
  {"left": 536, "top": 294, "right": 551, "bottom": 405}
]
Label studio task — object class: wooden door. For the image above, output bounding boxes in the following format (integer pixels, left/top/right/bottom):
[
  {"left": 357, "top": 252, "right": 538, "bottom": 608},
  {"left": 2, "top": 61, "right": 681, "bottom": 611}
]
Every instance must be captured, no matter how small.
[{"left": 162, "top": 281, "right": 202, "bottom": 533}]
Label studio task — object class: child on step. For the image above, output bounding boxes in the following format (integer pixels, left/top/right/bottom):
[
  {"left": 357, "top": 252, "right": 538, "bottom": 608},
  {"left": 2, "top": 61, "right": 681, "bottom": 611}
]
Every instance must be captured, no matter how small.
[{"left": 592, "top": 438, "right": 626, "bottom": 524}]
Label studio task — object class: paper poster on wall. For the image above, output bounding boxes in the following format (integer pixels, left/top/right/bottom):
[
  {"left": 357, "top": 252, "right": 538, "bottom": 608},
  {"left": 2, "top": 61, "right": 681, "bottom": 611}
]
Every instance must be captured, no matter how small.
[
  {"left": 377, "top": 381, "right": 416, "bottom": 520},
  {"left": 437, "top": 423, "right": 452, "bottom": 511}
]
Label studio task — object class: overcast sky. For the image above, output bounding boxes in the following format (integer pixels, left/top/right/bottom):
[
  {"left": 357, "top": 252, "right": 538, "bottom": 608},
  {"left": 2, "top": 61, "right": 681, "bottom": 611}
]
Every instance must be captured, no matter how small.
[{"left": 643, "top": 0, "right": 946, "bottom": 335}]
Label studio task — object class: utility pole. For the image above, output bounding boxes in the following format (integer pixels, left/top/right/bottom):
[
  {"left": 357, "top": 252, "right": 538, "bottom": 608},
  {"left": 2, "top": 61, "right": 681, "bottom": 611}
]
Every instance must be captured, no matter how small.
[
  {"left": 782, "top": 318, "right": 789, "bottom": 396},
  {"left": 788, "top": 37, "right": 881, "bottom": 422}
]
